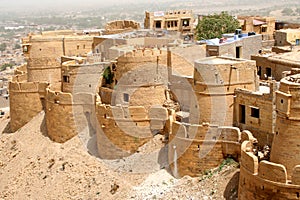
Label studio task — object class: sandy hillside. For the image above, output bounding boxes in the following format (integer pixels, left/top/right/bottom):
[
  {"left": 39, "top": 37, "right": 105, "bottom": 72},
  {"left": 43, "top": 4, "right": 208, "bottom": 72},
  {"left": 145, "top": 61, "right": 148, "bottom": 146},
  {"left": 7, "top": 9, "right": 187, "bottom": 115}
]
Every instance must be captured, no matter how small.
[{"left": 0, "top": 112, "right": 239, "bottom": 200}]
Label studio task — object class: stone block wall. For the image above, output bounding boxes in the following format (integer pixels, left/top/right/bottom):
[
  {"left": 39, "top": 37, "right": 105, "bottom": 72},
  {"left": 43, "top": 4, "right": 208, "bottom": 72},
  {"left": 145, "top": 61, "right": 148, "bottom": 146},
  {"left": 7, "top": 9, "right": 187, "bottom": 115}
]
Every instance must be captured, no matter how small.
[
  {"left": 61, "top": 59, "right": 107, "bottom": 94},
  {"left": 12, "top": 64, "right": 28, "bottom": 82},
  {"left": 168, "top": 121, "right": 241, "bottom": 177},
  {"left": 9, "top": 82, "right": 48, "bottom": 132},
  {"left": 104, "top": 20, "right": 140, "bottom": 35},
  {"left": 95, "top": 103, "right": 168, "bottom": 159},
  {"left": 23, "top": 33, "right": 95, "bottom": 90},
  {"left": 95, "top": 104, "right": 151, "bottom": 159},
  {"left": 115, "top": 49, "right": 168, "bottom": 82},
  {"left": 238, "top": 140, "right": 300, "bottom": 200},
  {"left": 45, "top": 89, "right": 77, "bottom": 143}
]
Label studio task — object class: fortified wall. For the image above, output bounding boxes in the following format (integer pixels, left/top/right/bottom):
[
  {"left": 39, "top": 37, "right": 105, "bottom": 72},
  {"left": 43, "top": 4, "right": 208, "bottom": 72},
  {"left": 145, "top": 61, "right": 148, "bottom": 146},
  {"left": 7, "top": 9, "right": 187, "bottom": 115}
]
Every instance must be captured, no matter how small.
[
  {"left": 22, "top": 32, "right": 97, "bottom": 90},
  {"left": 95, "top": 103, "right": 168, "bottom": 159},
  {"left": 45, "top": 89, "right": 76, "bottom": 143},
  {"left": 168, "top": 120, "right": 252, "bottom": 177},
  {"left": 96, "top": 48, "right": 170, "bottom": 158},
  {"left": 238, "top": 140, "right": 300, "bottom": 199},
  {"left": 238, "top": 74, "right": 300, "bottom": 199},
  {"left": 100, "top": 49, "right": 170, "bottom": 110},
  {"left": 9, "top": 81, "right": 49, "bottom": 132},
  {"left": 104, "top": 20, "right": 140, "bottom": 35},
  {"left": 61, "top": 58, "right": 109, "bottom": 94}
]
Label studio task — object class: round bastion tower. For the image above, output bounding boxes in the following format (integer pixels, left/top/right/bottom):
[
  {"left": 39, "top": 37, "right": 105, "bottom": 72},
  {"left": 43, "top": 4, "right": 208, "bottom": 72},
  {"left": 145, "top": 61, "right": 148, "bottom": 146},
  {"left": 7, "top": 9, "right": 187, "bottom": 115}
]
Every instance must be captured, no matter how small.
[
  {"left": 271, "top": 74, "right": 300, "bottom": 178},
  {"left": 238, "top": 74, "right": 300, "bottom": 200}
]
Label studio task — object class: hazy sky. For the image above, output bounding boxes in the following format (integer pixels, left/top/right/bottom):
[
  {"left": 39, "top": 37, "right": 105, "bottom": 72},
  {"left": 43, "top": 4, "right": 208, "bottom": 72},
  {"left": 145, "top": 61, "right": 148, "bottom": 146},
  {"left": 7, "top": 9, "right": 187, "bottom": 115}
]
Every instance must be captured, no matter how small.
[{"left": 0, "top": 0, "right": 172, "bottom": 9}]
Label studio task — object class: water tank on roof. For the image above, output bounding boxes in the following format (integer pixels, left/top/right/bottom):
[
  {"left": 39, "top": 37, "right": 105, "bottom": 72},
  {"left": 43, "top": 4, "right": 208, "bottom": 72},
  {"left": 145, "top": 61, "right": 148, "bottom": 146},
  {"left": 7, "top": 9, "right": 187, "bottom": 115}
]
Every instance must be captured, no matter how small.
[
  {"left": 248, "top": 32, "right": 256, "bottom": 36},
  {"left": 235, "top": 29, "right": 242, "bottom": 35}
]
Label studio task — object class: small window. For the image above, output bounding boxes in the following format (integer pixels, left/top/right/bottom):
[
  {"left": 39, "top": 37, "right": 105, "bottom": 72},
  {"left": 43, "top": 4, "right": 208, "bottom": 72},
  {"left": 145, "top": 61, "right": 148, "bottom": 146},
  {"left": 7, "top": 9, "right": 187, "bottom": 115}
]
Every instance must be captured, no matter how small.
[
  {"left": 83, "top": 44, "right": 85, "bottom": 49},
  {"left": 261, "top": 27, "right": 267, "bottom": 33},
  {"left": 63, "top": 75, "right": 70, "bottom": 83},
  {"left": 251, "top": 107, "right": 260, "bottom": 118},
  {"left": 123, "top": 93, "right": 129, "bottom": 102},
  {"left": 257, "top": 66, "right": 262, "bottom": 76},
  {"left": 77, "top": 45, "right": 79, "bottom": 50},
  {"left": 266, "top": 67, "right": 272, "bottom": 77},
  {"left": 236, "top": 46, "right": 242, "bottom": 58},
  {"left": 239, "top": 105, "right": 246, "bottom": 124},
  {"left": 281, "top": 99, "right": 284, "bottom": 104}
]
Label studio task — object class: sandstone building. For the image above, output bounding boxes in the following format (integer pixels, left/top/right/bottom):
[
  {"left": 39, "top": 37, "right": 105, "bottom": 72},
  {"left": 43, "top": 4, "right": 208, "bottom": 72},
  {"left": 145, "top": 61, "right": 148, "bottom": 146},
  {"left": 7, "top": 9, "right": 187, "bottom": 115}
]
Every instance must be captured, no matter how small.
[
  {"left": 238, "top": 16, "right": 275, "bottom": 41},
  {"left": 144, "top": 10, "right": 194, "bottom": 35},
  {"left": 206, "top": 32, "right": 262, "bottom": 59},
  {"left": 8, "top": 11, "right": 300, "bottom": 199}
]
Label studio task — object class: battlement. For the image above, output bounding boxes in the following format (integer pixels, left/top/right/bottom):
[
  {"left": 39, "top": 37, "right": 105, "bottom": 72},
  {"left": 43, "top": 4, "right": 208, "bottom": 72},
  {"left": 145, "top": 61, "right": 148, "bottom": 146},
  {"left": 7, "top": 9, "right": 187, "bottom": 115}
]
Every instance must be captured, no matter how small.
[
  {"left": 95, "top": 102, "right": 168, "bottom": 159},
  {"left": 276, "top": 74, "right": 300, "bottom": 119},
  {"left": 46, "top": 89, "right": 73, "bottom": 105},
  {"left": 239, "top": 140, "right": 300, "bottom": 200},
  {"left": 241, "top": 141, "right": 300, "bottom": 184},
  {"left": 117, "top": 48, "right": 167, "bottom": 63},
  {"left": 9, "top": 81, "right": 49, "bottom": 94},
  {"left": 105, "top": 20, "right": 140, "bottom": 34},
  {"left": 168, "top": 121, "right": 243, "bottom": 177},
  {"left": 170, "top": 121, "right": 241, "bottom": 142},
  {"left": 45, "top": 89, "right": 76, "bottom": 143},
  {"left": 9, "top": 81, "right": 49, "bottom": 132}
]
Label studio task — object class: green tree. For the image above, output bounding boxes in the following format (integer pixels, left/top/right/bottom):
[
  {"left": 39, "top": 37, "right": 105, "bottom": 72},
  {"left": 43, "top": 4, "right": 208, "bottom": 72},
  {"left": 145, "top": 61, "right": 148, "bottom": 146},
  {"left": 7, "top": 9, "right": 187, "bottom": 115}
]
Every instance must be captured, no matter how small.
[
  {"left": 0, "top": 43, "right": 7, "bottom": 52},
  {"left": 0, "top": 63, "right": 13, "bottom": 71},
  {"left": 103, "top": 66, "right": 114, "bottom": 85},
  {"left": 196, "top": 11, "right": 240, "bottom": 40}
]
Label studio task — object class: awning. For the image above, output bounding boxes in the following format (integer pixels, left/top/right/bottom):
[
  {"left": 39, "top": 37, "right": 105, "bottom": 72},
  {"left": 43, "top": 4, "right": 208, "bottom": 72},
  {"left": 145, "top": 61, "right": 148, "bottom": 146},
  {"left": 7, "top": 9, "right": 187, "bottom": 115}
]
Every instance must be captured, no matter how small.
[{"left": 253, "top": 19, "right": 266, "bottom": 26}]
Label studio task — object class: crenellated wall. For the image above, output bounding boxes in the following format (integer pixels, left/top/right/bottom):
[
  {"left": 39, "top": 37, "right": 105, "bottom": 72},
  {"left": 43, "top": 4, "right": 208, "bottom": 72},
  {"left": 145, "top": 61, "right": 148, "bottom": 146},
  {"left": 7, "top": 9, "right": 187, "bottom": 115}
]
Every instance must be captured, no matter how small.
[
  {"left": 9, "top": 82, "right": 49, "bottom": 132},
  {"left": 61, "top": 59, "right": 108, "bottom": 94},
  {"left": 270, "top": 75, "right": 300, "bottom": 178},
  {"left": 23, "top": 32, "right": 95, "bottom": 90},
  {"left": 104, "top": 20, "right": 140, "bottom": 35},
  {"left": 168, "top": 121, "right": 242, "bottom": 177},
  {"left": 95, "top": 102, "right": 168, "bottom": 159},
  {"left": 45, "top": 89, "right": 77, "bottom": 143},
  {"left": 238, "top": 141, "right": 300, "bottom": 200},
  {"left": 12, "top": 64, "right": 28, "bottom": 82},
  {"left": 115, "top": 49, "right": 168, "bottom": 82}
]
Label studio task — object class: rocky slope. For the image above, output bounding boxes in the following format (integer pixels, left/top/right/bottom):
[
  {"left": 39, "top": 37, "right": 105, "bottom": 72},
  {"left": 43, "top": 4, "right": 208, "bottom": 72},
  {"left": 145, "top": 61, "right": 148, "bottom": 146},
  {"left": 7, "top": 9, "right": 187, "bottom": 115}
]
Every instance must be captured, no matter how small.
[{"left": 0, "top": 112, "right": 239, "bottom": 200}]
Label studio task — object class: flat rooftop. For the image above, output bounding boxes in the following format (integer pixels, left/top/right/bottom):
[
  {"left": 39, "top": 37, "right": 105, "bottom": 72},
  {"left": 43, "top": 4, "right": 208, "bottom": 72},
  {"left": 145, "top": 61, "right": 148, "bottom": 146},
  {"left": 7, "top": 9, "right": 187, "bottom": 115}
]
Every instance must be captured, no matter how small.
[
  {"left": 273, "top": 51, "right": 300, "bottom": 62},
  {"left": 195, "top": 56, "right": 248, "bottom": 65},
  {"left": 276, "top": 28, "right": 300, "bottom": 33}
]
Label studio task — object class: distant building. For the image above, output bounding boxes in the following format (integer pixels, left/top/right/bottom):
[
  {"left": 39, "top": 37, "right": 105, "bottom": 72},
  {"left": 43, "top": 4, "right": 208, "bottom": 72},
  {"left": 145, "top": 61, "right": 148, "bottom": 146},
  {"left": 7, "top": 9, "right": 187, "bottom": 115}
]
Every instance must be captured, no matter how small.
[
  {"left": 238, "top": 16, "right": 275, "bottom": 41},
  {"left": 274, "top": 28, "right": 300, "bottom": 46},
  {"left": 252, "top": 51, "right": 300, "bottom": 81},
  {"left": 144, "top": 10, "right": 194, "bottom": 35}
]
